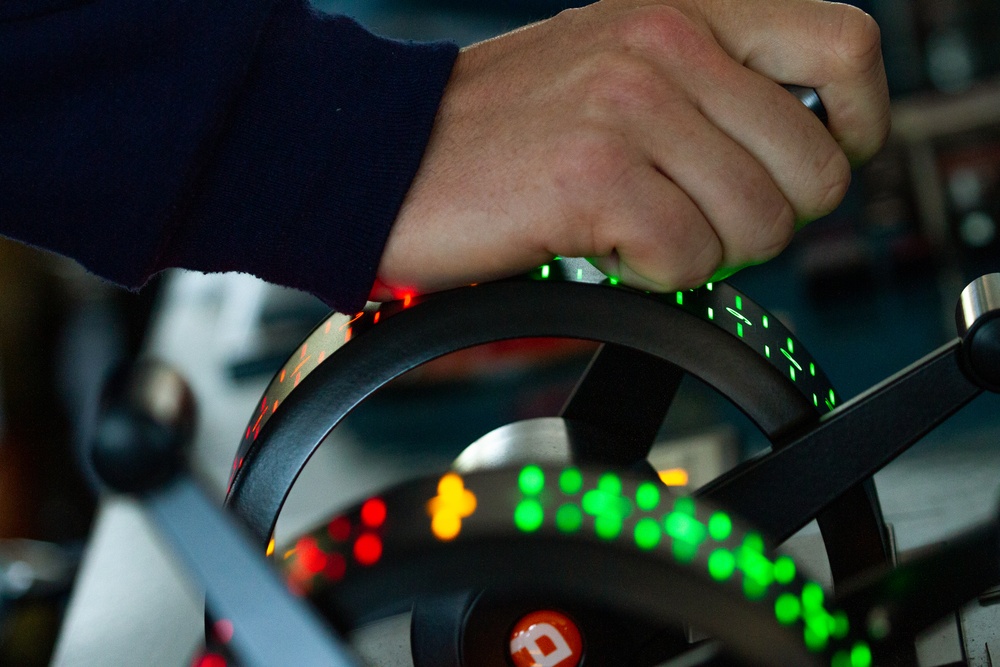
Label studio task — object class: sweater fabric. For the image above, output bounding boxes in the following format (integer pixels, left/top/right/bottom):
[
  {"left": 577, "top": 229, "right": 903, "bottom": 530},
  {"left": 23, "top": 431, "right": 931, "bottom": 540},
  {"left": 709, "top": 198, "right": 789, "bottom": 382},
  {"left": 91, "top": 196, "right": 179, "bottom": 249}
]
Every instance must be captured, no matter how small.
[{"left": 0, "top": 0, "right": 459, "bottom": 312}]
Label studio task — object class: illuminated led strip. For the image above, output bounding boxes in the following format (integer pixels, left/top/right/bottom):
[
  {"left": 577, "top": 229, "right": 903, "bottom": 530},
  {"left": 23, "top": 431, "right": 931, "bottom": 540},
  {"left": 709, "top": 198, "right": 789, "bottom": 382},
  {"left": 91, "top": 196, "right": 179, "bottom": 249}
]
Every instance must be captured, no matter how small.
[
  {"left": 280, "top": 465, "right": 873, "bottom": 666},
  {"left": 232, "top": 258, "right": 838, "bottom": 485}
]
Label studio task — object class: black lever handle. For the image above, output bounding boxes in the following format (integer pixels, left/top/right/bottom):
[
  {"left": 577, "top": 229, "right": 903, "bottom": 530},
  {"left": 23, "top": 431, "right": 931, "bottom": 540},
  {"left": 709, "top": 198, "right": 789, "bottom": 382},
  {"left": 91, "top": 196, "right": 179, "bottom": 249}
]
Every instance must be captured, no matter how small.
[{"left": 89, "top": 361, "right": 361, "bottom": 667}]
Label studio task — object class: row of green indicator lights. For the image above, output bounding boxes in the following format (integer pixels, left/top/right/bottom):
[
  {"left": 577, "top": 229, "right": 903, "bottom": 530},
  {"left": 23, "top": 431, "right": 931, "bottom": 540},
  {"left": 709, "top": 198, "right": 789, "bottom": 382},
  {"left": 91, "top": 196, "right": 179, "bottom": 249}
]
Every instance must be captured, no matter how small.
[
  {"left": 534, "top": 262, "right": 839, "bottom": 413},
  {"left": 513, "top": 465, "right": 872, "bottom": 667}
]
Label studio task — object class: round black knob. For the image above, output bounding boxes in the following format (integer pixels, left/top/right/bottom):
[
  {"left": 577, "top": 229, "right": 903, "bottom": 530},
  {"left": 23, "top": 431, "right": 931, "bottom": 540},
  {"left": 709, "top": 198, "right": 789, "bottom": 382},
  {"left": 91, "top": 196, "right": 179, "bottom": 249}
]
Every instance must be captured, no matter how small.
[
  {"left": 89, "top": 362, "right": 196, "bottom": 494},
  {"left": 956, "top": 274, "right": 1000, "bottom": 392}
]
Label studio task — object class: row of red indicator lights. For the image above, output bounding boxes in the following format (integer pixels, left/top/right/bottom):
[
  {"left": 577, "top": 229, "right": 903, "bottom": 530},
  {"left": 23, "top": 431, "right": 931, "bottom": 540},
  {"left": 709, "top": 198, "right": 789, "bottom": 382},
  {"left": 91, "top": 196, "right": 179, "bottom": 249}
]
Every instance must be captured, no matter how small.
[
  {"left": 241, "top": 293, "right": 418, "bottom": 448},
  {"left": 284, "top": 498, "right": 389, "bottom": 592}
]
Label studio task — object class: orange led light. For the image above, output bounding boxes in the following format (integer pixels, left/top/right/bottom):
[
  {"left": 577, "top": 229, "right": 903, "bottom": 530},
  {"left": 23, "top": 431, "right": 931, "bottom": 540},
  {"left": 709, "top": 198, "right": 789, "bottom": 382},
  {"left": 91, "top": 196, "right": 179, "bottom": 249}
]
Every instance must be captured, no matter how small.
[
  {"left": 658, "top": 468, "right": 690, "bottom": 487},
  {"left": 427, "top": 473, "right": 477, "bottom": 541},
  {"left": 266, "top": 538, "right": 275, "bottom": 557}
]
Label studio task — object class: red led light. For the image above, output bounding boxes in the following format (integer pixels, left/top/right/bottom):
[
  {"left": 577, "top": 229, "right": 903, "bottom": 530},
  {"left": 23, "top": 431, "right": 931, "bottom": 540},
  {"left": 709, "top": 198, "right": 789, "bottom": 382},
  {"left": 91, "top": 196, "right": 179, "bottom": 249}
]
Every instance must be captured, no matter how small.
[
  {"left": 360, "top": 498, "right": 387, "bottom": 528},
  {"left": 279, "top": 369, "right": 286, "bottom": 383},
  {"left": 213, "top": 619, "right": 234, "bottom": 644},
  {"left": 403, "top": 294, "right": 413, "bottom": 308},
  {"left": 296, "top": 537, "right": 327, "bottom": 575},
  {"left": 344, "top": 328, "right": 353, "bottom": 342},
  {"left": 374, "top": 312, "right": 381, "bottom": 324},
  {"left": 193, "top": 653, "right": 227, "bottom": 667},
  {"left": 324, "top": 552, "right": 347, "bottom": 581},
  {"left": 353, "top": 534, "right": 382, "bottom": 566},
  {"left": 328, "top": 516, "right": 351, "bottom": 542}
]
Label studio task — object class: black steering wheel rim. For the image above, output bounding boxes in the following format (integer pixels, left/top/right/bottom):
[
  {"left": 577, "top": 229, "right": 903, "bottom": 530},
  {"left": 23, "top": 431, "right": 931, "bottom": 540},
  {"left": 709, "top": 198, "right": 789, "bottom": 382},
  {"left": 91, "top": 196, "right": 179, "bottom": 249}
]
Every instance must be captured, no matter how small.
[{"left": 224, "top": 269, "right": 889, "bottom": 585}]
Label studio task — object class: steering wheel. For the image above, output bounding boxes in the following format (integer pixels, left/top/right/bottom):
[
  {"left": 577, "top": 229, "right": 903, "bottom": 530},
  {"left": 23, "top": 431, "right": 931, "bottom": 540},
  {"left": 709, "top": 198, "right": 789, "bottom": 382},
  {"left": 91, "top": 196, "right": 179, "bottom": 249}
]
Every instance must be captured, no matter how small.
[
  {"left": 218, "top": 257, "right": 904, "bottom": 665},
  {"left": 92, "top": 265, "right": 1000, "bottom": 666}
]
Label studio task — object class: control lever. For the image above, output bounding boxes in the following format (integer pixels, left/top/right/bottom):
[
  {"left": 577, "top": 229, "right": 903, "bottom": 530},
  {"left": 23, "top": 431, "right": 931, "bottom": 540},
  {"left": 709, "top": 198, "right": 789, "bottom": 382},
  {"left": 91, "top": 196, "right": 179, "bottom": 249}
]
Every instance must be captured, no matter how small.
[{"left": 89, "top": 361, "right": 360, "bottom": 667}]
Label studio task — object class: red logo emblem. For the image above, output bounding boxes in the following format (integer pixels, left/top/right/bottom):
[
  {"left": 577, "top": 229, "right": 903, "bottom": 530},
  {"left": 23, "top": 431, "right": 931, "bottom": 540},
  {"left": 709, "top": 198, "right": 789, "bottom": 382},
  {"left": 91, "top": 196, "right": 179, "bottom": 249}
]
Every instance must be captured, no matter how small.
[{"left": 509, "top": 610, "right": 583, "bottom": 667}]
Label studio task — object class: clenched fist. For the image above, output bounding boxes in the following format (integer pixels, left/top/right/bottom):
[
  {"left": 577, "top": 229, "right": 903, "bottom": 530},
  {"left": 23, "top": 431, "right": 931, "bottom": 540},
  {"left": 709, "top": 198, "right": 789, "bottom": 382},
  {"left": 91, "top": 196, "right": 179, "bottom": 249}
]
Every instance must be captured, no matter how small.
[{"left": 375, "top": 0, "right": 889, "bottom": 298}]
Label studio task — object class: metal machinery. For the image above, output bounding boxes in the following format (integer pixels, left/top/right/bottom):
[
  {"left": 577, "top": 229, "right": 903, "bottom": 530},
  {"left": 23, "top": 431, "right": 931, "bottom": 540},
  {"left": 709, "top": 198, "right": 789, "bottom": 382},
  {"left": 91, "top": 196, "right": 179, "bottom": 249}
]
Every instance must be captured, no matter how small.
[{"left": 90, "top": 256, "right": 1000, "bottom": 667}]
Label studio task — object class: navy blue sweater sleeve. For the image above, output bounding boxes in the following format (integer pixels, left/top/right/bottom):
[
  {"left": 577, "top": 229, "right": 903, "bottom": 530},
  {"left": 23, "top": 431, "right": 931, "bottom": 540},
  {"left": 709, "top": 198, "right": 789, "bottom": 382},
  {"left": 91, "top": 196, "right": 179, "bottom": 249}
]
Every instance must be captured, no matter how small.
[{"left": 0, "top": 0, "right": 458, "bottom": 312}]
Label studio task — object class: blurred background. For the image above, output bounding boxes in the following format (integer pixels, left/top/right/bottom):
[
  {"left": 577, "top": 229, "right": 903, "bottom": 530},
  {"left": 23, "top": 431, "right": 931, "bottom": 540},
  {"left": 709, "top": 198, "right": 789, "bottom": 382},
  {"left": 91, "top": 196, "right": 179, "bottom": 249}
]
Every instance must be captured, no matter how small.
[{"left": 5, "top": 0, "right": 1000, "bottom": 664}]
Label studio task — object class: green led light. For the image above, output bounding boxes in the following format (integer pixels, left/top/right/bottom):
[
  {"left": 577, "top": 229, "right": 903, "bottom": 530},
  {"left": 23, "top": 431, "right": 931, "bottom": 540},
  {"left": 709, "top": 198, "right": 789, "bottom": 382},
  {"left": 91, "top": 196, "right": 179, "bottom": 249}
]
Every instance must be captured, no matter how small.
[
  {"left": 813, "top": 393, "right": 819, "bottom": 407},
  {"left": 850, "top": 643, "right": 872, "bottom": 667},
  {"left": 674, "top": 497, "right": 696, "bottom": 516},
  {"left": 831, "top": 611, "right": 850, "bottom": 639},
  {"left": 774, "top": 593, "right": 801, "bottom": 625},
  {"left": 708, "top": 549, "right": 736, "bottom": 581},
  {"left": 773, "top": 556, "right": 796, "bottom": 584},
  {"left": 832, "top": 651, "right": 851, "bottom": 667},
  {"left": 735, "top": 295, "right": 743, "bottom": 310},
  {"left": 743, "top": 532, "right": 765, "bottom": 553},
  {"left": 634, "top": 518, "right": 661, "bottom": 550},
  {"left": 802, "top": 582, "right": 825, "bottom": 610},
  {"left": 665, "top": 512, "right": 707, "bottom": 546},
  {"left": 765, "top": 345, "right": 771, "bottom": 358},
  {"left": 609, "top": 276, "right": 620, "bottom": 285},
  {"left": 636, "top": 482, "right": 660, "bottom": 511},
  {"left": 762, "top": 315, "right": 769, "bottom": 329},
  {"left": 514, "top": 500, "right": 544, "bottom": 533},
  {"left": 744, "top": 579, "right": 768, "bottom": 600},
  {"left": 598, "top": 473, "right": 622, "bottom": 496},
  {"left": 595, "top": 514, "right": 622, "bottom": 540},
  {"left": 673, "top": 541, "right": 699, "bottom": 563},
  {"left": 804, "top": 625, "right": 828, "bottom": 652},
  {"left": 519, "top": 466, "right": 545, "bottom": 496},
  {"left": 707, "top": 283, "right": 714, "bottom": 291},
  {"left": 810, "top": 362, "right": 816, "bottom": 377},
  {"left": 576, "top": 269, "right": 584, "bottom": 280},
  {"left": 708, "top": 307, "right": 715, "bottom": 320},
  {"left": 790, "top": 366, "right": 797, "bottom": 381},
  {"left": 737, "top": 323, "right": 744, "bottom": 338},
  {"left": 559, "top": 468, "right": 583, "bottom": 495},
  {"left": 676, "top": 291, "right": 684, "bottom": 305},
  {"left": 787, "top": 337, "right": 794, "bottom": 354},
  {"left": 781, "top": 347, "right": 803, "bottom": 371},
  {"left": 556, "top": 503, "right": 583, "bottom": 533},
  {"left": 540, "top": 264, "right": 550, "bottom": 279},
  {"left": 829, "top": 389, "right": 836, "bottom": 406},
  {"left": 708, "top": 512, "right": 732, "bottom": 541}
]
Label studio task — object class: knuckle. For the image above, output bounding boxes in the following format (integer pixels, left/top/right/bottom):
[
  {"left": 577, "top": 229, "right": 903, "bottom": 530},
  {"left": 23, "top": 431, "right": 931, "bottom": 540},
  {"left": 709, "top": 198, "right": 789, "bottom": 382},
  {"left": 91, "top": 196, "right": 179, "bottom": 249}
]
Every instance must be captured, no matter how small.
[
  {"left": 811, "top": 148, "right": 852, "bottom": 216},
  {"left": 828, "top": 5, "right": 883, "bottom": 73},
  {"left": 615, "top": 5, "right": 714, "bottom": 66}
]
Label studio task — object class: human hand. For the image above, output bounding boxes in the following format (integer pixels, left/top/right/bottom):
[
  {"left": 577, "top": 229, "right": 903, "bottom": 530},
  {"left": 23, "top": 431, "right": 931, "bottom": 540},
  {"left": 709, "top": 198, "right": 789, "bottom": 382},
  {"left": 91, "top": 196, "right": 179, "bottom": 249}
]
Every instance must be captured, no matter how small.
[{"left": 374, "top": 0, "right": 889, "bottom": 299}]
